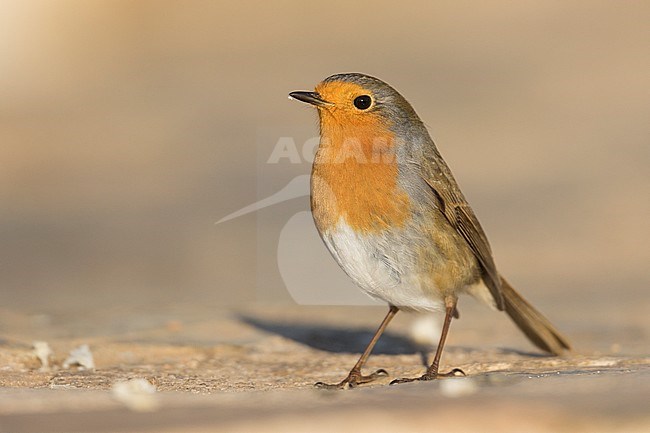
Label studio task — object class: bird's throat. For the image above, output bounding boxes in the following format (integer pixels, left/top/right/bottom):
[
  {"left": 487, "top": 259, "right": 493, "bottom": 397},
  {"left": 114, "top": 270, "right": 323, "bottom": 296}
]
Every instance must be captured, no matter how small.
[{"left": 311, "top": 118, "right": 411, "bottom": 234}]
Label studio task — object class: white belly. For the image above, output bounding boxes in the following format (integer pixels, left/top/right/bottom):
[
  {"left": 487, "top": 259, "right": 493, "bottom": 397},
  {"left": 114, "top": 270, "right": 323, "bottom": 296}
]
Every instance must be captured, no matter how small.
[{"left": 320, "top": 220, "right": 445, "bottom": 311}]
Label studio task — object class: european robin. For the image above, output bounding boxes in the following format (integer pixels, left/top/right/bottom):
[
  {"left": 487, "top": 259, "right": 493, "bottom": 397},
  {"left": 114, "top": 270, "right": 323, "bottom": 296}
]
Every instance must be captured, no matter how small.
[{"left": 289, "top": 73, "right": 571, "bottom": 389}]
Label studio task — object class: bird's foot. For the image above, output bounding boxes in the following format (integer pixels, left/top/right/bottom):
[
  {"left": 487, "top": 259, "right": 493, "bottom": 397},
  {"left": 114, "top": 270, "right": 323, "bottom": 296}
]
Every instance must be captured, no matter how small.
[
  {"left": 315, "top": 368, "right": 389, "bottom": 390},
  {"left": 390, "top": 368, "right": 465, "bottom": 385}
]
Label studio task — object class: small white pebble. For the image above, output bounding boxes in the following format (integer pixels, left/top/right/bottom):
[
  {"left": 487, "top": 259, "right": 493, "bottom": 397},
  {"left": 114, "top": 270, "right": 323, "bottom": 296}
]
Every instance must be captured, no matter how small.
[
  {"left": 112, "top": 379, "right": 159, "bottom": 412},
  {"left": 32, "top": 341, "right": 53, "bottom": 370},
  {"left": 439, "top": 378, "right": 478, "bottom": 398},
  {"left": 62, "top": 344, "right": 95, "bottom": 370},
  {"left": 409, "top": 314, "right": 442, "bottom": 347}
]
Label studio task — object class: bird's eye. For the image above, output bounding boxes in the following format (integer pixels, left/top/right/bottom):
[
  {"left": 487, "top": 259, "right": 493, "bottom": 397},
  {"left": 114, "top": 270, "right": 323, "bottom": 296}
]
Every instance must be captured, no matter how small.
[{"left": 353, "top": 95, "right": 372, "bottom": 110}]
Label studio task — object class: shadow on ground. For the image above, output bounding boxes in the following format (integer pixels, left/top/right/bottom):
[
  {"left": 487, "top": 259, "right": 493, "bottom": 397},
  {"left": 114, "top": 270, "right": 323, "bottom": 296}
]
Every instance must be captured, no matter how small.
[
  {"left": 238, "top": 315, "right": 558, "bottom": 360},
  {"left": 239, "top": 315, "right": 418, "bottom": 354}
]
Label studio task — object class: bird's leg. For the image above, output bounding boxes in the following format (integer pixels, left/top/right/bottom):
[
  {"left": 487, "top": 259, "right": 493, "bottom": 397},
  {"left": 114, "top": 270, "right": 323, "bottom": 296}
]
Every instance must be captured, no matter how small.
[
  {"left": 315, "top": 306, "right": 398, "bottom": 390},
  {"left": 391, "top": 296, "right": 465, "bottom": 385}
]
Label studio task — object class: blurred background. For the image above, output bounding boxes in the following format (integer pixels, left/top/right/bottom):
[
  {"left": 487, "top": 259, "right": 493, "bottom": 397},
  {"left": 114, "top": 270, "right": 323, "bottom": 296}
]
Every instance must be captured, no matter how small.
[{"left": 1, "top": 1, "right": 648, "bottom": 339}]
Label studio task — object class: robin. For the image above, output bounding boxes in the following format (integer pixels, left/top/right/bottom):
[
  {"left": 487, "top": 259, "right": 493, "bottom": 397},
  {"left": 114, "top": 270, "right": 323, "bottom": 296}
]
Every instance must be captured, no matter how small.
[{"left": 289, "top": 73, "right": 571, "bottom": 389}]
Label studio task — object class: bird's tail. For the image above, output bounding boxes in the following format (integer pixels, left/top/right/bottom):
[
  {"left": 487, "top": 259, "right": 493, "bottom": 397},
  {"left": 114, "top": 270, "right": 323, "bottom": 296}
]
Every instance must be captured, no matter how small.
[{"left": 500, "top": 276, "right": 571, "bottom": 355}]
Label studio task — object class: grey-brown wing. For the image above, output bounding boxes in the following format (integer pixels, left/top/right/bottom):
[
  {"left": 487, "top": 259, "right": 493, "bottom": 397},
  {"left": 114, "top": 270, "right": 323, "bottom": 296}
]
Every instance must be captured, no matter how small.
[{"left": 422, "top": 150, "right": 505, "bottom": 310}]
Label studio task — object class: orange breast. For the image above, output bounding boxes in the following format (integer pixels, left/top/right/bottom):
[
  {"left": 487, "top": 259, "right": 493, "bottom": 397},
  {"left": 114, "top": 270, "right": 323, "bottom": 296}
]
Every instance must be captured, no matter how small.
[{"left": 311, "top": 111, "right": 411, "bottom": 234}]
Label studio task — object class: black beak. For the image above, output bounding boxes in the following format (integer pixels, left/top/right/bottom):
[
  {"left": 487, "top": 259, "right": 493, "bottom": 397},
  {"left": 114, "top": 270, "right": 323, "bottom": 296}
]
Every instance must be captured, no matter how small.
[{"left": 289, "top": 91, "right": 331, "bottom": 107}]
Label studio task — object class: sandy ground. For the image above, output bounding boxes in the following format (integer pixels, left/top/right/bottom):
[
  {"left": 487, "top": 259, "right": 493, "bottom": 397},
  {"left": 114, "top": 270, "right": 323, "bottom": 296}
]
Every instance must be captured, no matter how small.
[{"left": 1, "top": 300, "right": 648, "bottom": 432}]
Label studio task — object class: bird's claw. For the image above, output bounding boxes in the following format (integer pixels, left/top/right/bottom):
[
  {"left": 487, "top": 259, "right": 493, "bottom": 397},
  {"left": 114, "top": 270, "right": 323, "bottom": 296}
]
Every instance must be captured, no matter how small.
[
  {"left": 315, "top": 368, "right": 389, "bottom": 390},
  {"left": 390, "top": 367, "right": 465, "bottom": 385}
]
